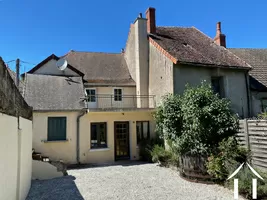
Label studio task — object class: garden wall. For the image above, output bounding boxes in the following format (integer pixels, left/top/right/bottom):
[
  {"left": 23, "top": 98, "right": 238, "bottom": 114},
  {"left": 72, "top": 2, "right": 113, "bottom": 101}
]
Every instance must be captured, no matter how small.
[
  {"left": 0, "top": 57, "right": 33, "bottom": 200},
  {"left": 238, "top": 119, "right": 267, "bottom": 171}
]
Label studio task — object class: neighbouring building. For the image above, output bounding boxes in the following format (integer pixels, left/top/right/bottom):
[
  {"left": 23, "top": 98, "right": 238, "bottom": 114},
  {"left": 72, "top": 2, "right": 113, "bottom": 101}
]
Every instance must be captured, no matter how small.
[
  {"left": 0, "top": 57, "right": 33, "bottom": 200},
  {"left": 23, "top": 7, "right": 254, "bottom": 165},
  {"left": 124, "top": 8, "right": 252, "bottom": 118},
  {"left": 229, "top": 48, "right": 267, "bottom": 116}
]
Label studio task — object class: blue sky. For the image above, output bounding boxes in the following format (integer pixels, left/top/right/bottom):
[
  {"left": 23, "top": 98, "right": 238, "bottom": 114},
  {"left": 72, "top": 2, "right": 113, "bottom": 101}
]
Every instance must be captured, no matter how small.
[{"left": 1, "top": 0, "right": 267, "bottom": 72}]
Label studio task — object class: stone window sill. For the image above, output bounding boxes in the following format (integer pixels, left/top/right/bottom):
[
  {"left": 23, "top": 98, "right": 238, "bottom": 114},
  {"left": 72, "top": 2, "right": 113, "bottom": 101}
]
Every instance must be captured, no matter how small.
[
  {"left": 42, "top": 139, "right": 69, "bottom": 143},
  {"left": 89, "top": 148, "right": 110, "bottom": 152}
]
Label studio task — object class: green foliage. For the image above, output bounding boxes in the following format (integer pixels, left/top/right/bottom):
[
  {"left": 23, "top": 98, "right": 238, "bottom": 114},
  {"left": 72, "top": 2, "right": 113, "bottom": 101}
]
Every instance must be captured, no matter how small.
[
  {"left": 139, "top": 135, "right": 164, "bottom": 162},
  {"left": 206, "top": 137, "right": 251, "bottom": 181},
  {"left": 154, "top": 82, "right": 239, "bottom": 155},
  {"left": 226, "top": 167, "right": 267, "bottom": 200},
  {"left": 150, "top": 144, "right": 179, "bottom": 167},
  {"left": 151, "top": 145, "right": 171, "bottom": 165},
  {"left": 154, "top": 94, "right": 183, "bottom": 141},
  {"left": 258, "top": 112, "right": 267, "bottom": 119}
]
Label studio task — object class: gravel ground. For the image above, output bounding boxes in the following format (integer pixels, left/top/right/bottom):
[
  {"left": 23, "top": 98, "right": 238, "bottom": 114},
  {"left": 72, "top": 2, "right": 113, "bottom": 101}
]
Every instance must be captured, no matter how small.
[{"left": 27, "top": 162, "right": 245, "bottom": 200}]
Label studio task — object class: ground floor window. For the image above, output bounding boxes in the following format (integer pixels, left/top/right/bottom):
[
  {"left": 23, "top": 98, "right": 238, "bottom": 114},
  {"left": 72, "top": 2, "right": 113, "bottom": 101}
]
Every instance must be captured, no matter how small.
[
  {"left": 91, "top": 122, "right": 107, "bottom": 148},
  {"left": 136, "top": 121, "right": 150, "bottom": 145},
  {"left": 47, "top": 117, "right": 67, "bottom": 141}
]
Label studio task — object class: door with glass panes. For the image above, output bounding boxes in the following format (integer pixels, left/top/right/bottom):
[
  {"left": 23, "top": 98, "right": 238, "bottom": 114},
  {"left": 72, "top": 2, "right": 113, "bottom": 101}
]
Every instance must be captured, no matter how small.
[{"left": 114, "top": 122, "right": 130, "bottom": 160}]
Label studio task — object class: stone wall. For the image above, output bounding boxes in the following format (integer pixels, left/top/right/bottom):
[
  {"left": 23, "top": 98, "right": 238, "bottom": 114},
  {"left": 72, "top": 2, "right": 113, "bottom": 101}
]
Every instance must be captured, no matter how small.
[{"left": 0, "top": 57, "right": 32, "bottom": 119}]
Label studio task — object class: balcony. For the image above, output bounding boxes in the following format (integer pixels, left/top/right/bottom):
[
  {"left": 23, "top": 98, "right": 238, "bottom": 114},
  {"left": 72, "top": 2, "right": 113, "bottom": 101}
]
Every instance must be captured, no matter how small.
[{"left": 84, "top": 95, "right": 156, "bottom": 111}]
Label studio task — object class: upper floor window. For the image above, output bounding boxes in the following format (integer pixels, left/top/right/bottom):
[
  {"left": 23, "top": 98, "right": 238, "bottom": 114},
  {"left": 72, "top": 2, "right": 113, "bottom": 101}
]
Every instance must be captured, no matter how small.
[
  {"left": 211, "top": 77, "right": 224, "bottom": 97},
  {"left": 86, "top": 89, "right": 96, "bottom": 102},
  {"left": 114, "top": 88, "right": 122, "bottom": 101}
]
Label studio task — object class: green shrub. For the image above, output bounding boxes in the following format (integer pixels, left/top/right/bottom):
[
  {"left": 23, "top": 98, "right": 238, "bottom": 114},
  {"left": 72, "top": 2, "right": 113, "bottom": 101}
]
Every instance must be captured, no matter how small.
[
  {"left": 154, "top": 94, "right": 183, "bottom": 141},
  {"left": 139, "top": 135, "right": 164, "bottom": 162},
  {"left": 150, "top": 145, "right": 179, "bottom": 167},
  {"left": 154, "top": 82, "right": 239, "bottom": 156},
  {"left": 226, "top": 167, "right": 267, "bottom": 200},
  {"left": 258, "top": 112, "right": 267, "bottom": 119},
  {"left": 206, "top": 137, "right": 251, "bottom": 181},
  {"left": 151, "top": 145, "right": 171, "bottom": 165}
]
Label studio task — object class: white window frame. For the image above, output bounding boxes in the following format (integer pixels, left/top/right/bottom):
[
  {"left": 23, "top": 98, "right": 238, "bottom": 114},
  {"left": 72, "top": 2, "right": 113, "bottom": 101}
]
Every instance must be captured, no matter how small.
[
  {"left": 114, "top": 88, "right": 123, "bottom": 102},
  {"left": 86, "top": 88, "right": 96, "bottom": 102}
]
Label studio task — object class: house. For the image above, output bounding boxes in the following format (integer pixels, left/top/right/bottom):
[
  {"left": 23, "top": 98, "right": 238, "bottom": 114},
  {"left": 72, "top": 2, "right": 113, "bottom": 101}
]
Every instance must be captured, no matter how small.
[
  {"left": 124, "top": 8, "right": 252, "bottom": 118},
  {"left": 24, "top": 7, "right": 253, "bottom": 165},
  {"left": 0, "top": 57, "right": 32, "bottom": 200},
  {"left": 229, "top": 48, "right": 267, "bottom": 116},
  {"left": 23, "top": 53, "right": 155, "bottom": 164}
]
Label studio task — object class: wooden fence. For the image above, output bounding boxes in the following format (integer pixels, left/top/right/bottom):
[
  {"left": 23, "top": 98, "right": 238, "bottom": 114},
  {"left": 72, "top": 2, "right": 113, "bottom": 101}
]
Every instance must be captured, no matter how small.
[{"left": 238, "top": 119, "right": 267, "bottom": 170}]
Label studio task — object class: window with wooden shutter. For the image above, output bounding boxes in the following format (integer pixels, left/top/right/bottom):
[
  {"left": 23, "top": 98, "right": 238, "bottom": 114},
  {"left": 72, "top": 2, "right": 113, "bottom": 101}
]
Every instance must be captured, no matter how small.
[{"left": 47, "top": 117, "right": 67, "bottom": 141}]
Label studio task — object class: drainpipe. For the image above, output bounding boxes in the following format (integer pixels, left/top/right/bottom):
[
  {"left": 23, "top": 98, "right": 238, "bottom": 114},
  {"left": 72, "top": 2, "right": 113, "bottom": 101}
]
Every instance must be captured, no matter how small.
[
  {"left": 245, "top": 71, "right": 251, "bottom": 118},
  {"left": 76, "top": 109, "right": 87, "bottom": 164}
]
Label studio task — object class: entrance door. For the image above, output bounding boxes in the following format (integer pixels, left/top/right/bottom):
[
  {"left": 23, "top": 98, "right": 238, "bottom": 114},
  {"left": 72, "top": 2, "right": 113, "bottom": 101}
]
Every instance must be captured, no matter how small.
[{"left": 114, "top": 122, "right": 130, "bottom": 161}]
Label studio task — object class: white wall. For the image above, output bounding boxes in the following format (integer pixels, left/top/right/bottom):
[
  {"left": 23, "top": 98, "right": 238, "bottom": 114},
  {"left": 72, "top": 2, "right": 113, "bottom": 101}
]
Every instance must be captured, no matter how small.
[
  {"left": 32, "top": 160, "right": 63, "bottom": 180},
  {"left": 34, "top": 59, "right": 79, "bottom": 76},
  {"left": 18, "top": 117, "right": 33, "bottom": 200},
  {"left": 0, "top": 113, "right": 32, "bottom": 200}
]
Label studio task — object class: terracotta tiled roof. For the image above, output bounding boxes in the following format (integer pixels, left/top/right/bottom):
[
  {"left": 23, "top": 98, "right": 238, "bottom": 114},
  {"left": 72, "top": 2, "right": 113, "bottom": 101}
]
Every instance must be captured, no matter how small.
[{"left": 149, "top": 26, "right": 251, "bottom": 69}]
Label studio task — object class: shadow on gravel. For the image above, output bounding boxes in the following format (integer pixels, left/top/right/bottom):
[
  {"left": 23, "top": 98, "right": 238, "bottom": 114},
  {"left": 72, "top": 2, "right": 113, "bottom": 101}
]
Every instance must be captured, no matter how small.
[
  {"left": 67, "top": 161, "right": 151, "bottom": 170},
  {"left": 26, "top": 175, "right": 84, "bottom": 200}
]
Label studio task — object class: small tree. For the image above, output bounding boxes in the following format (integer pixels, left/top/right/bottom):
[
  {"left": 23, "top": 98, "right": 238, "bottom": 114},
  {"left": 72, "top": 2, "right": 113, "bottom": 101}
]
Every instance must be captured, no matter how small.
[{"left": 154, "top": 82, "right": 239, "bottom": 155}]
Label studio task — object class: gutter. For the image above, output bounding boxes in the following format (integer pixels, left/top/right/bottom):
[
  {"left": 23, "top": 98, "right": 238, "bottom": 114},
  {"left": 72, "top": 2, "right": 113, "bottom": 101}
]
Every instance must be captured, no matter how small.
[
  {"left": 76, "top": 109, "right": 87, "bottom": 164},
  {"left": 245, "top": 71, "right": 251, "bottom": 117}
]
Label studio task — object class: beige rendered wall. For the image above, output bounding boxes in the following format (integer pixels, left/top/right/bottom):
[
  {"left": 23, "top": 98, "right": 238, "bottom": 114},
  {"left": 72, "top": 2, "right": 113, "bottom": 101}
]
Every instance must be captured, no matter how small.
[
  {"left": 32, "top": 112, "right": 79, "bottom": 164},
  {"left": 79, "top": 111, "right": 155, "bottom": 164},
  {"left": 0, "top": 114, "right": 32, "bottom": 200},
  {"left": 33, "top": 59, "right": 79, "bottom": 76},
  {"left": 124, "top": 24, "right": 136, "bottom": 81},
  {"left": 149, "top": 43, "right": 174, "bottom": 106},
  {"left": 174, "top": 65, "right": 249, "bottom": 117}
]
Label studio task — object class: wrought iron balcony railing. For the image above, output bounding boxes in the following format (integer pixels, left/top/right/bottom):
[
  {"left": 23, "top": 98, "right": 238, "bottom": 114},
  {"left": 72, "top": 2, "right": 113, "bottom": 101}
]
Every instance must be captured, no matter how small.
[{"left": 84, "top": 95, "right": 155, "bottom": 110}]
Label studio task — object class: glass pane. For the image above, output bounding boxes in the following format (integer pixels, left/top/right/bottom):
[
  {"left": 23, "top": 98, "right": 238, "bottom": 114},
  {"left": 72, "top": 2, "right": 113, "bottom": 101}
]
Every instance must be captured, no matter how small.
[
  {"left": 142, "top": 122, "right": 149, "bottom": 139},
  {"left": 136, "top": 122, "right": 142, "bottom": 144}
]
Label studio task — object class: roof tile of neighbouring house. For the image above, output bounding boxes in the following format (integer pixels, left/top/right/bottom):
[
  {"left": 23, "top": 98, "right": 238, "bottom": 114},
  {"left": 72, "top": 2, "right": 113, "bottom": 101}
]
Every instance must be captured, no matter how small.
[
  {"left": 229, "top": 48, "right": 267, "bottom": 90},
  {"left": 24, "top": 74, "right": 85, "bottom": 111},
  {"left": 150, "top": 26, "right": 251, "bottom": 69},
  {"left": 63, "top": 51, "right": 136, "bottom": 86}
]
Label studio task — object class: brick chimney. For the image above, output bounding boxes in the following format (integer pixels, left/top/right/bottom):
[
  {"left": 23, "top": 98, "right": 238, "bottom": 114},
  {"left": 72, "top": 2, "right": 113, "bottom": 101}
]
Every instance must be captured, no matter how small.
[
  {"left": 146, "top": 7, "right": 156, "bottom": 34},
  {"left": 214, "top": 22, "right": 226, "bottom": 47}
]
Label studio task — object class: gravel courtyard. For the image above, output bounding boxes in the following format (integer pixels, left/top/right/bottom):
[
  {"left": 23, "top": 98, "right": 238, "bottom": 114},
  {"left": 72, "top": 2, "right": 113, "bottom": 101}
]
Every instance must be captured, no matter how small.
[{"left": 27, "top": 162, "right": 244, "bottom": 200}]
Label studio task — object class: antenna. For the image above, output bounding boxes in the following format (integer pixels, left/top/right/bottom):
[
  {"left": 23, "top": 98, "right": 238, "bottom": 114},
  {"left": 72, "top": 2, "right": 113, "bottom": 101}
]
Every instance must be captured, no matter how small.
[{"left": 56, "top": 58, "right": 68, "bottom": 71}]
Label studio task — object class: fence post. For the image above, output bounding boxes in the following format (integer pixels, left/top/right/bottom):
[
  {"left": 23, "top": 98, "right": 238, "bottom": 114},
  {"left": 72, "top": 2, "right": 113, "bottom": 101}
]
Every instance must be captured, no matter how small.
[{"left": 244, "top": 119, "right": 250, "bottom": 151}]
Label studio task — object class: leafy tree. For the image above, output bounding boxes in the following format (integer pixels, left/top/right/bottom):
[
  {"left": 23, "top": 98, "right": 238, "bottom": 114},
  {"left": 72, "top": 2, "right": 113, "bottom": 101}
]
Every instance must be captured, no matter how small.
[{"left": 154, "top": 81, "right": 239, "bottom": 155}]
